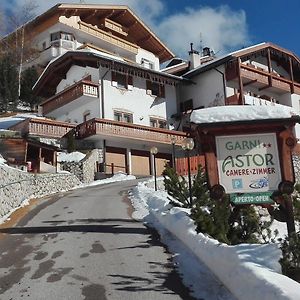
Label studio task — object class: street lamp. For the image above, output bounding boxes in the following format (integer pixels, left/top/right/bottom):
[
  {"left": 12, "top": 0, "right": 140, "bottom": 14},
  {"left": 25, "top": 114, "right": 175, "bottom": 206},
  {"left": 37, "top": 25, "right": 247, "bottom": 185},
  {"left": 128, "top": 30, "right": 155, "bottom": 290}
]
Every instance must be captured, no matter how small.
[
  {"left": 150, "top": 146, "right": 158, "bottom": 191},
  {"left": 181, "top": 137, "right": 195, "bottom": 206}
]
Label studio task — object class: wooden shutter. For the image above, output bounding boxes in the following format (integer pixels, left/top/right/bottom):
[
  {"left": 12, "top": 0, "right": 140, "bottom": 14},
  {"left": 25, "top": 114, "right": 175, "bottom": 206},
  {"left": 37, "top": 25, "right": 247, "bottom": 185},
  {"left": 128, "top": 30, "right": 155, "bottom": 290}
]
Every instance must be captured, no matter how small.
[
  {"left": 111, "top": 71, "right": 117, "bottom": 87},
  {"left": 159, "top": 84, "right": 165, "bottom": 98},
  {"left": 146, "top": 80, "right": 152, "bottom": 95},
  {"left": 127, "top": 75, "right": 133, "bottom": 90}
]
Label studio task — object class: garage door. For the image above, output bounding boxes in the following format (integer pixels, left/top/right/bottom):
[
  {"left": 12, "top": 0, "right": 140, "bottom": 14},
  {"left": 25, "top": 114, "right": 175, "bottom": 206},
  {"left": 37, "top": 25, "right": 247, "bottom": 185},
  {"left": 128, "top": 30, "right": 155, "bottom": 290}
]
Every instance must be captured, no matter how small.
[
  {"left": 155, "top": 153, "right": 172, "bottom": 176},
  {"left": 131, "top": 150, "right": 150, "bottom": 176},
  {"left": 106, "top": 147, "right": 127, "bottom": 174}
]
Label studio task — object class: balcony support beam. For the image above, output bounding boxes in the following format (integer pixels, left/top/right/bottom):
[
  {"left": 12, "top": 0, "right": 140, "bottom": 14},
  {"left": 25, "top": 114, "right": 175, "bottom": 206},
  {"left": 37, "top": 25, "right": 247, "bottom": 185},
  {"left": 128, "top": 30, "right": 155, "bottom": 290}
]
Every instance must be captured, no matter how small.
[
  {"left": 289, "top": 57, "right": 295, "bottom": 94},
  {"left": 237, "top": 58, "right": 244, "bottom": 105},
  {"left": 267, "top": 48, "right": 273, "bottom": 87}
]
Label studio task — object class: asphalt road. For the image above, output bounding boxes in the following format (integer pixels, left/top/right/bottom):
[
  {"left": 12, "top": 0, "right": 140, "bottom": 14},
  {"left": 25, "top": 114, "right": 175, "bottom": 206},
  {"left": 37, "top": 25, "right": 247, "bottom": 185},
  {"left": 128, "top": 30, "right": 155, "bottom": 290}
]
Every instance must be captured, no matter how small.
[{"left": 0, "top": 180, "right": 198, "bottom": 300}]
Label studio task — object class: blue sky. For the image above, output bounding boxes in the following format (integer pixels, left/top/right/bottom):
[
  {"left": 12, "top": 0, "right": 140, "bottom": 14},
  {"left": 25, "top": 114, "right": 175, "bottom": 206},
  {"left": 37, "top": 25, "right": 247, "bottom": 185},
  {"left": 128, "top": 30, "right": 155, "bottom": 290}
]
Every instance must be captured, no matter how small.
[{"left": 2, "top": 0, "right": 300, "bottom": 59}]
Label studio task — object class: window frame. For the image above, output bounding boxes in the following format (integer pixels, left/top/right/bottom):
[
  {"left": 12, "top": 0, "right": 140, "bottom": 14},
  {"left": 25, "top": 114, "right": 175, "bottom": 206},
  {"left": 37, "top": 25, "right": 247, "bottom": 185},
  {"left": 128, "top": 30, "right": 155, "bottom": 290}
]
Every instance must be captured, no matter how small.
[
  {"left": 149, "top": 117, "right": 167, "bottom": 129},
  {"left": 113, "top": 110, "right": 133, "bottom": 123},
  {"left": 146, "top": 80, "right": 165, "bottom": 98},
  {"left": 111, "top": 71, "right": 133, "bottom": 90}
]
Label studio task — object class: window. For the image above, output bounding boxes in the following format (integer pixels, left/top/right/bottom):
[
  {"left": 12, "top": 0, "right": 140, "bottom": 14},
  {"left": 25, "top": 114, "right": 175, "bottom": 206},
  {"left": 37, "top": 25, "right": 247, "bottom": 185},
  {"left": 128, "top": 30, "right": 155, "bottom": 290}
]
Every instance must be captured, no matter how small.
[
  {"left": 111, "top": 72, "right": 133, "bottom": 90},
  {"left": 83, "top": 111, "right": 91, "bottom": 122},
  {"left": 114, "top": 111, "right": 133, "bottom": 123},
  {"left": 150, "top": 118, "right": 167, "bottom": 129},
  {"left": 141, "top": 58, "right": 154, "bottom": 70},
  {"left": 146, "top": 81, "right": 165, "bottom": 98},
  {"left": 50, "top": 31, "right": 74, "bottom": 42},
  {"left": 180, "top": 99, "right": 193, "bottom": 112}
]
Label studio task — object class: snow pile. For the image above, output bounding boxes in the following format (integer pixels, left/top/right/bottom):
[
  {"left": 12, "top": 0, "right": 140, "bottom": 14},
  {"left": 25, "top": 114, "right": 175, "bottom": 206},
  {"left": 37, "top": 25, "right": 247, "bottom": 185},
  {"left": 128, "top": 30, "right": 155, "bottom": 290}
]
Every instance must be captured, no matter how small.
[
  {"left": 84, "top": 172, "right": 136, "bottom": 187},
  {"left": 130, "top": 181, "right": 300, "bottom": 300},
  {"left": 190, "top": 105, "right": 298, "bottom": 124},
  {"left": 0, "top": 154, "right": 6, "bottom": 165},
  {"left": 57, "top": 151, "right": 86, "bottom": 162}
]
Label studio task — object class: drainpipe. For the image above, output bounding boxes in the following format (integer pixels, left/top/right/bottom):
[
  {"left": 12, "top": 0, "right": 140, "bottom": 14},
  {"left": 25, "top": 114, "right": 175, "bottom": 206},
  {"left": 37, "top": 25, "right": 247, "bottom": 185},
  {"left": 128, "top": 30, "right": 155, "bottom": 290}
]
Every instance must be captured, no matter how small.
[
  {"left": 98, "top": 62, "right": 110, "bottom": 172},
  {"left": 214, "top": 68, "right": 227, "bottom": 104}
]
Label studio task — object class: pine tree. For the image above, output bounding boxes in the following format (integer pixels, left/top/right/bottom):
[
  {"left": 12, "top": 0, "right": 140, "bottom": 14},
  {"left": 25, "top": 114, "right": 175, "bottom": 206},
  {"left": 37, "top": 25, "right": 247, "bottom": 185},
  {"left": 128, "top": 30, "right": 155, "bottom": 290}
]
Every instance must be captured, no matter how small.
[
  {"left": 162, "top": 165, "right": 190, "bottom": 207},
  {"left": 0, "top": 55, "right": 18, "bottom": 112},
  {"left": 20, "top": 66, "right": 41, "bottom": 110}
]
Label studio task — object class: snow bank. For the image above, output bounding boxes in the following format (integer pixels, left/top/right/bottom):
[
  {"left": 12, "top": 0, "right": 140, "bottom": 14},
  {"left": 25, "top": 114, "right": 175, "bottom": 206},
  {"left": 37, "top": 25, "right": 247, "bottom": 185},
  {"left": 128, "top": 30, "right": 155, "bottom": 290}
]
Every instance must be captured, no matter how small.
[
  {"left": 57, "top": 151, "right": 86, "bottom": 162},
  {"left": 130, "top": 182, "right": 300, "bottom": 300},
  {"left": 83, "top": 173, "right": 136, "bottom": 187},
  {"left": 190, "top": 105, "right": 298, "bottom": 124},
  {"left": 0, "top": 155, "right": 6, "bottom": 165}
]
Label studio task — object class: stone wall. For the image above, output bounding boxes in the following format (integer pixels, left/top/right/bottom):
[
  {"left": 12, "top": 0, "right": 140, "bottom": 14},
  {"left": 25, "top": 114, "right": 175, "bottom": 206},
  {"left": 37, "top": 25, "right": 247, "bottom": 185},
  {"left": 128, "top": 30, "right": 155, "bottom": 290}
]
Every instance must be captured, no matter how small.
[
  {"left": 293, "top": 154, "right": 300, "bottom": 183},
  {"left": 0, "top": 163, "right": 81, "bottom": 218},
  {"left": 60, "top": 149, "right": 102, "bottom": 183}
]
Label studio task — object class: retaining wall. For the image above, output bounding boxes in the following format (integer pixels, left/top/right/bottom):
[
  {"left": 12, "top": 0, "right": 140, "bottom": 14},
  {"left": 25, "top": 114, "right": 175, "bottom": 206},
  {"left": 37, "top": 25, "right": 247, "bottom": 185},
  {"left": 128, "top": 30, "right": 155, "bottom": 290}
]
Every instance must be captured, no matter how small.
[{"left": 0, "top": 163, "right": 81, "bottom": 218}]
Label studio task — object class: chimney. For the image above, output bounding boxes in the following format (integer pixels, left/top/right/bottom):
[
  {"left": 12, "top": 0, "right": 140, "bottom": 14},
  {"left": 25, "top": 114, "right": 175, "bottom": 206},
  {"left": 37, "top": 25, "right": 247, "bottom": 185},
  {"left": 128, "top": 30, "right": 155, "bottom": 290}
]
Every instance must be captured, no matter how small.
[
  {"left": 188, "top": 43, "right": 200, "bottom": 69},
  {"left": 200, "top": 47, "right": 215, "bottom": 64}
]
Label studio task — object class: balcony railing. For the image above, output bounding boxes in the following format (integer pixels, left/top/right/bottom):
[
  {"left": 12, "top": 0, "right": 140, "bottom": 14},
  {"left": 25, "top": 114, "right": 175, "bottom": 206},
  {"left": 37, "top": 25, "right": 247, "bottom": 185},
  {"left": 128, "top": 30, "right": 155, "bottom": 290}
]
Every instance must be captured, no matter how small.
[
  {"left": 75, "top": 118, "right": 187, "bottom": 145},
  {"left": 10, "top": 118, "right": 75, "bottom": 138},
  {"left": 226, "top": 62, "right": 300, "bottom": 94},
  {"left": 78, "top": 20, "right": 139, "bottom": 55},
  {"left": 41, "top": 80, "right": 98, "bottom": 115}
]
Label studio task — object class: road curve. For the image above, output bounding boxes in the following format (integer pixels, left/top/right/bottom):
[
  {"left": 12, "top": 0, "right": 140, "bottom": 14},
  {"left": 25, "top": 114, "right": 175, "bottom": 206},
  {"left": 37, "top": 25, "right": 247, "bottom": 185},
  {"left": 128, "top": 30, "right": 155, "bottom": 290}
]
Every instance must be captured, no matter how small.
[{"left": 0, "top": 180, "right": 197, "bottom": 300}]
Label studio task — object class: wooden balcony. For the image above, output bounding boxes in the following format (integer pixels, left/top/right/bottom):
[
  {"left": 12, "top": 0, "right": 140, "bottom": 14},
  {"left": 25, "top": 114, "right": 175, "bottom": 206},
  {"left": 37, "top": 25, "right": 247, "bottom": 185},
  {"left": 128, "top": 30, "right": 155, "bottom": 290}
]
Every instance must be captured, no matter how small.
[
  {"left": 78, "top": 20, "right": 139, "bottom": 55},
  {"left": 75, "top": 118, "right": 187, "bottom": 145},
  {"left": 41, "top": 80, "right": 98, "bottom": 115},
  {"left": 226, "top": 62, "right": 300, "bottom": 94},
  {"left": 9, "top": 118, "right": 75, "bottom": 139}
]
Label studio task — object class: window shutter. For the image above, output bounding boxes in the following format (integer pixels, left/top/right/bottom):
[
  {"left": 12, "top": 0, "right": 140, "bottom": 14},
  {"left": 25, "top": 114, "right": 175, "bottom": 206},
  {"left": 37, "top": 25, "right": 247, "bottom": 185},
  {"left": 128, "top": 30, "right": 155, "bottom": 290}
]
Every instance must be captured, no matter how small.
[
  {"left": 146, "top": 80, "right": 152, "bottom": 95},
  {"left": 111, "top": 71, "right": 117, "bottom": 87},
  {"left": 160, "top": 84, "right": 165, "bottom": 98},
  {"left": 127, "top": 75, "right": 133, "bottom": 91}
]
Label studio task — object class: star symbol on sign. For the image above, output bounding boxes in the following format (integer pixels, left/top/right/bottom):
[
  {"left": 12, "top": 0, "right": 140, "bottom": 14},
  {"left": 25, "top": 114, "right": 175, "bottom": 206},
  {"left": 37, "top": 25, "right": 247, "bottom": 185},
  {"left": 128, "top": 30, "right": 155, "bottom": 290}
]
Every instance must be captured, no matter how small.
[
  {"left": 268, "top": 143, "right": 272, "bottom": 148},
  {"left": 271, "top": 202, "right": 280, "bottom": 210},
  {"left": 263, "top": 143, "right": 267, "bottom": 148}
]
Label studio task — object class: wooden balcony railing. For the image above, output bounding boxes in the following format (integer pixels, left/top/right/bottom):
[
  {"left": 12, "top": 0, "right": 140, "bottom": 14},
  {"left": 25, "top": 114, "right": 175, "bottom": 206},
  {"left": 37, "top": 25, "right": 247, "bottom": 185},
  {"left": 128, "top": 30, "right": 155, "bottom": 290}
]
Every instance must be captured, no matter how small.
[
  {"left": 226, "top": 61, "right": 300, "bottom": 94},
  {"left": 9, "top": 118, "right": 75, "bottom": 138},
  {"left": 78, "top": 20, "right": 139, "bottom": 55},
  {"left": 41, "top": 80, "right": 98, "bottom": 115},
  {"left": 75, "top": 118, "right": 187, "bottom": 145}
]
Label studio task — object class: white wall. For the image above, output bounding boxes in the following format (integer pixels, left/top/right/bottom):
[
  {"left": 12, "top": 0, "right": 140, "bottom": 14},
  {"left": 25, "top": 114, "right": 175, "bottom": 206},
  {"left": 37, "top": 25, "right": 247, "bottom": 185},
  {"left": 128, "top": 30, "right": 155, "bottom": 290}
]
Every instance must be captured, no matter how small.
[
  {"left": 47, "top": 65, "right": 177, "bottom": 128},
  {"left": 179, "top": 65, "right": 226, "bottom": 109},
  {"left": 136, "top": 48, "right": 160, "bottom": 71}
]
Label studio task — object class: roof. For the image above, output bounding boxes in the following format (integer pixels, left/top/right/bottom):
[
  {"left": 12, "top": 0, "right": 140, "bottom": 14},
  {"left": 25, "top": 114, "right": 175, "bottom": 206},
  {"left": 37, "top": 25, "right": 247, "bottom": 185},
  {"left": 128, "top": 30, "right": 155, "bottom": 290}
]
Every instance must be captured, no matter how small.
[
  {"left": 10, "top": 3, "right": 174, "bottom": 63},
  {"left": 33, "top": 50, "right": 184, "bottom": 98},
  {"left": 183, "top": 42, "right": 300, "bottom": 78}
]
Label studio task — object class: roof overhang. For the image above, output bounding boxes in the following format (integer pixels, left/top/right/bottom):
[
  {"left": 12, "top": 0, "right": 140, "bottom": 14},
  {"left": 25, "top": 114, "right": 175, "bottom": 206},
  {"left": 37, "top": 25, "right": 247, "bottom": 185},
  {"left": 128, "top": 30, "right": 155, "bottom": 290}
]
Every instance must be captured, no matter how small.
[
  {"left": 33, "top": 51, "right": 183, "bottom": 98},
  {"left": 12, "top": 3, "right": 174, "bottom": 63}
]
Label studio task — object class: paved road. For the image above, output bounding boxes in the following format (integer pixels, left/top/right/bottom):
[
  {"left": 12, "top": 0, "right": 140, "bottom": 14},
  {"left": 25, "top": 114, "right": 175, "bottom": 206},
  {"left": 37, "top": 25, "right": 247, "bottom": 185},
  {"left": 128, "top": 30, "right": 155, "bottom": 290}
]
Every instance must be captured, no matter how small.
[{"left": 0, "top": 180, "right": 197, "bottom": 300}]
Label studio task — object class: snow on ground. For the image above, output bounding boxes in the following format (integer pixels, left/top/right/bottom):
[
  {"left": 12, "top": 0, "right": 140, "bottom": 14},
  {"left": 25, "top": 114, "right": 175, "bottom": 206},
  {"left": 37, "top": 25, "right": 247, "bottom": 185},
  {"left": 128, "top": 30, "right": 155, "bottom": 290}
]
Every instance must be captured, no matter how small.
[
  {"left": 0, "top": 113, "right": 43, "bottom": 129},
  {"left": 129, "top": 180, "right": 300, "bottom": 300},
  {"left": 190, "top": 105, "right": 298, "bottom": 124},
  {"left": 57, "top": 151, "right": 86, "bottom": 162},
  {"left": 0, "top": 155, "right": 6, "bottom": 165},
  {"left": 81, "top": 173, "right": 136, "bottom": 188}
]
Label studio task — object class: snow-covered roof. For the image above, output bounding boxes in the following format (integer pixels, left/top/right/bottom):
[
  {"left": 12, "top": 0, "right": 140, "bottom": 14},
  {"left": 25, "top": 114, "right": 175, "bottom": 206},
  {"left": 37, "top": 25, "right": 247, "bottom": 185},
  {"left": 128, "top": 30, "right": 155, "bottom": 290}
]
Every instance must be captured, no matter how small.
[
  {"left": 57, "top": 151, "right": 86, "bottom": 163},
  {"left": 190, "top": 105, "right": 299, "bottom": 124},
  {"left": 0, "top": 113, "right": 44, "bottom": 129}
]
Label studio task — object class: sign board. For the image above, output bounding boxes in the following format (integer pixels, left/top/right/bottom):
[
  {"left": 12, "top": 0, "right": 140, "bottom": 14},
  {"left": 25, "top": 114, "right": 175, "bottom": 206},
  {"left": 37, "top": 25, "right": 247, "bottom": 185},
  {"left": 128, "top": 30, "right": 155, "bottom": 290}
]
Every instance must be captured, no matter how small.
[
  {"left": 230, "top": 192, "right": 274, "bottom": 205},
  {"left": 216, "top": 133, "right": 282, "bottom": 195}
]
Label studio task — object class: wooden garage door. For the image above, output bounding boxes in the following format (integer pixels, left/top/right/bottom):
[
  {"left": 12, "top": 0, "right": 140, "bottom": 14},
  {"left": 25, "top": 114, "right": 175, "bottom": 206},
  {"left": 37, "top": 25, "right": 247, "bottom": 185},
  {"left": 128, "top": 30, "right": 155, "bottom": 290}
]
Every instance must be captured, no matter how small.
[
  {"left": 131, "top": 150, "right": 150, "bottom": 176},
  {"left": 106, "top": 147, "right": 126, "bottom": 174},
  {"left": 156, "top": 153, "right": 172, "bottom": 176}
]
